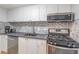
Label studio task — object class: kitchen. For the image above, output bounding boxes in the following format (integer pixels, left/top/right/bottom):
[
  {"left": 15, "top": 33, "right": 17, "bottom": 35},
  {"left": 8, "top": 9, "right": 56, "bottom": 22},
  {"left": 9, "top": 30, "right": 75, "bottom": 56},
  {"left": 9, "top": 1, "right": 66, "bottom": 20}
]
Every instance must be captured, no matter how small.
[{"left": 0, "top": 4, "right": 79, "bottom": 54}]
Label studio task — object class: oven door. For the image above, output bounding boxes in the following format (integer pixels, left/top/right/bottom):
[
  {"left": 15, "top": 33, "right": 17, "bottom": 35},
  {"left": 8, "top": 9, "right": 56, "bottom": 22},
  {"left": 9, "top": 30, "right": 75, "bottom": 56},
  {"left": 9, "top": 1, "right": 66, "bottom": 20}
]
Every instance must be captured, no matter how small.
[{"left": 47, "top": 44, "right": 78, "bottom": 54}]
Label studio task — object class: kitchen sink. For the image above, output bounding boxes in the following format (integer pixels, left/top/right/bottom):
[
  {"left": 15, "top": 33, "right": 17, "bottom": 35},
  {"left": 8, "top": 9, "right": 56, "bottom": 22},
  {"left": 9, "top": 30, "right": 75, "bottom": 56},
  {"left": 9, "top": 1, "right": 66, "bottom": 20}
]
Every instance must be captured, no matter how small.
[{"left": 24, "top": 33, "right": 37, "bottom": 36}]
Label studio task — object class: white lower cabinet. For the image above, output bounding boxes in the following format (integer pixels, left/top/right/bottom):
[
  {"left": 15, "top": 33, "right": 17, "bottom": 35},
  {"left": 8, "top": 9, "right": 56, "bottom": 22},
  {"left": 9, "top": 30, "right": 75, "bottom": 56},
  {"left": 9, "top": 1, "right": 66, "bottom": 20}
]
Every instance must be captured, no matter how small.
[
  {"left": 18, "top": 37, "right": 47, "bottom": 54},
  {"left": 0, "top": 36, "right": 1, "bottom": 53},
  {"left": 36, "top": 39, "right": 47, "bottom": 54},
  {"left": 0, "top": 35, "right": 18, "bottom": 54},
  {"left": 18, "top": 37, "right": 28, "bottom": 54},
  {"left": 0, "top": 35, "right": 8, "bottom": 53},
  {"left": 27, "top": 38, "right": 38, "bottom": 54}
]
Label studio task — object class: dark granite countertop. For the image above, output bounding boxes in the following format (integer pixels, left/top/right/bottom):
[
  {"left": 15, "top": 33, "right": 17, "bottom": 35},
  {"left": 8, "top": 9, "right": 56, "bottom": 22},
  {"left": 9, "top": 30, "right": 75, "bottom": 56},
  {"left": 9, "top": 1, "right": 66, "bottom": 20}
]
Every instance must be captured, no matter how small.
[{"left": 7, "top": 32, "right": 48, "bottom": 40}]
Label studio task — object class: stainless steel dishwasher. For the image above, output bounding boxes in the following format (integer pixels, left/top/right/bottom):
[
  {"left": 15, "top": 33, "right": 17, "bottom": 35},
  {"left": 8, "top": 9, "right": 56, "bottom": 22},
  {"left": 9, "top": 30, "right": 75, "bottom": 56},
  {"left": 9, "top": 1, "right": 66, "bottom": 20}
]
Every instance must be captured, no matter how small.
[{"left": 8, "top": 36, "right": 18, "bottom": 54}]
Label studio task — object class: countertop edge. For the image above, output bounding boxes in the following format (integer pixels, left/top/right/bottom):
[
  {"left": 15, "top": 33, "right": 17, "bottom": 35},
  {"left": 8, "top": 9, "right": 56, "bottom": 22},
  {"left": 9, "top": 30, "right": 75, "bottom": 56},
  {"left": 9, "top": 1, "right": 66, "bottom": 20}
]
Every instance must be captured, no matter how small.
[{"left": 0, "top": 33, "right": 47, "bottom": 40}]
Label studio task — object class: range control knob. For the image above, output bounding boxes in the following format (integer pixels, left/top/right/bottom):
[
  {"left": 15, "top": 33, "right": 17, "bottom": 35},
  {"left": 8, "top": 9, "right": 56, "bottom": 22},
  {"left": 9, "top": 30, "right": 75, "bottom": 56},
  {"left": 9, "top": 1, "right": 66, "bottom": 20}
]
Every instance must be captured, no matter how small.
[
  {"left": 67, "top": 43, "right": 71, "bottom": 47},
  {"left": 54, "top": 43, "right": 57, "bottom": 45},
  {"left": 68, "top": 44, "right": 71, "bottom": 47},
  {"left": 50, "top": 42, "right": 53, "bottom": 44},
  {"left": 72, "top": 44, "right": 76, "bottom": 48}
]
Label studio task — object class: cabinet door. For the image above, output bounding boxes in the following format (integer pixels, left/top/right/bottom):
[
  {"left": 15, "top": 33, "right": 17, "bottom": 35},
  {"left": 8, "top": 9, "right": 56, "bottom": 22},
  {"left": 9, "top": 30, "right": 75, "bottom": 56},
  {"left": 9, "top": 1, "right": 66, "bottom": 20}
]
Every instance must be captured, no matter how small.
[
  {"left": 72, "top": 4, "right": 79, "bottom": 20},
  {"left": 1, "top": 35, "right": 8, "bottom": 53},
  {"left": 8, "top": 7, "right": 25, "bottom": 22},
  {"left": 8, "top": 9, "right": 17, "bottom": 22},
  {"left": 37, "top": 40, "right": 47, "bottom": 54},
  {"left": 47, "top": 4, "right": 58, "bottom": 14},
  {"left": 39, "top": 5, "right": 47, "bottom": 21},
  {"left": 29, "top": 5, "right": 39, "bottom": 21},
  {"left": 24, "top": 5, "right": 39, "bottom": 21},
  {"left": 27, "top": 38, "right": 37, "bottom": 54},
  {"left": 18, "top": 37, "right": 28, "bottom": 54},
  {"left": 25, "top": 5, "right": 39, "bottom": 21},
  {"left": 58, "top": 4, "right": 72, "bottom": 13},
  {"left": 14, "top": 7, "right": 25, "bottom": 22},
  {"left": 19, "top": 38, "right": 37, "bottom": 54},
  {"left": 0, "top": 36, "right": 1, "bottom": 53},
  {"left": 28, "top": 39, "right": 47, "bottom": 54},
  {"left": 23, "top": 6, "right": 32, "bottom": 21},
  {"left": 19, "top": 37, "right": 47, "bottom": 54},
  {"left": 0, "top": 8, "right": 7, "bottom": 22},
  {"left": 8, "top": 9, "right": 18, "bottom": 22}
]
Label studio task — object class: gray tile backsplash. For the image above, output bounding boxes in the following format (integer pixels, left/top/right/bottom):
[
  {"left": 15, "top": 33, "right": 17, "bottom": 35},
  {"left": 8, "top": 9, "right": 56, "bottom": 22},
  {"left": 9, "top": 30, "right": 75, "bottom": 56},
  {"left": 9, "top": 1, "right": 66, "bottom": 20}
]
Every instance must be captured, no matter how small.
[
  {"left": 9, "top": 21, "right": 79, "bottom": 43},
  {"left": 48, "top": 22, "right": 72, "bottom": 29},
  {"left": 16, "top": 26, "right": 34, "bottom": 33},
  {"left": 34, "top": 26, "right": 48, "bottom": 34},
  {"left": 70, "top": 20, "right": 79, "bottom": 42},
  {"left": 48, "top": 20, "right": 79, "bottom": 43},
  {"left": 0, "top": 21, "right": 79, "bottom": 43},
  {"left": 10, "top": 22, "right": 48, "bottom": 34}
]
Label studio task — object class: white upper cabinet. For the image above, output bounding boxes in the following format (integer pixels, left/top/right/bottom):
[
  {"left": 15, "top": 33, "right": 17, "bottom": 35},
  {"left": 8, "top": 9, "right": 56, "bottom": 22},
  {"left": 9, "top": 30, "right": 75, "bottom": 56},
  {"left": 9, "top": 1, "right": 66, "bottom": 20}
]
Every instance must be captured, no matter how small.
[
  {"left": 23, "top": 6, "right": 31, "bottom": 21},
  {"left": 0, "top": 8, "right": 7, "bottom": 22},
  {"left": 72, "top": 4, "right": 79, "bottom": 20},
  {"left": 46, "top": 4, "right": 72, "bottom": 14},
  {"left": 24, "top": 5, "right": 40, "bottom": 21},
  {"left": 27, "top": 5, "right": 39, "bottom": 21},
  {"left": 46, "top": 4, "right": 58, "bottom": 14},
  {"left": 15, "top": 7, "right": 25, "bottom": 22},
  {"left": 8, "top": 5, "right": 39, "bottom": 22},
  {"left": 7, "top": 4, "right": 73, "bottom": 22},
  {"left": 39, "top": 5, "right": 47, "bottom": 21},
  {"left": 24, "top": 5, "right": 47, "bottom": 21},
  {"left": 7, "top": 9, "right": 14, "bottom": 22},
  {"left": 8, "top": 7, "right": 25, "bottom": 22},
  {"left": 58, "top": 4, "right": 72, "bottom": 13}
]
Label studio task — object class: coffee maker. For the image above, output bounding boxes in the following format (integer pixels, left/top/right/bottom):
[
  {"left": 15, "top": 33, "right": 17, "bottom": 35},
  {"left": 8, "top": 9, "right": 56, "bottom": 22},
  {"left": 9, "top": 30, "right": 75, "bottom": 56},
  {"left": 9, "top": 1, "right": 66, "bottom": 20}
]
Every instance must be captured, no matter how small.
[
  {"left": 5, "top": 26, "right": 16, "bottom": 33},
  {"left": 5, "top": 26, "right": 11, "bottom": 33}
]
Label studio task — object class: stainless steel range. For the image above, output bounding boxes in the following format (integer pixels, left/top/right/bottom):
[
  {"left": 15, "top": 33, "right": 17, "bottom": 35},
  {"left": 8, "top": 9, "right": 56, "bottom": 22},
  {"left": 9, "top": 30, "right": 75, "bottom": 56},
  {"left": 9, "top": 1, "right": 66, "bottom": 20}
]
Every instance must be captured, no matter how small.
[{"left": 47, "top": 28, "right": 79, "bottom": 48}]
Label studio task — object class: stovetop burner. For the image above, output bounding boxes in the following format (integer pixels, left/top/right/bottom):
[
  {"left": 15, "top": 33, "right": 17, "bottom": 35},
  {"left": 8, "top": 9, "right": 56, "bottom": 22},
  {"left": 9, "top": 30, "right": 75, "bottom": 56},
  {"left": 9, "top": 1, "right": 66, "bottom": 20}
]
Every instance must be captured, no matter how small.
[{"left": 47, "top": 34, "right": 79, "bottom": 48}]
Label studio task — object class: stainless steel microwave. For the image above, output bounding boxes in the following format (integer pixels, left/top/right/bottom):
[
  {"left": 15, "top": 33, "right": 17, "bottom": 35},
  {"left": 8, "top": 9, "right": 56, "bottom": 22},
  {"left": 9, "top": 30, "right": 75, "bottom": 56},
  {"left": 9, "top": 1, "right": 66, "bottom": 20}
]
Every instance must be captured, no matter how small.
[{"left": 47, "top": 12, "right": 74, "bottom": 22}]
